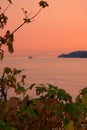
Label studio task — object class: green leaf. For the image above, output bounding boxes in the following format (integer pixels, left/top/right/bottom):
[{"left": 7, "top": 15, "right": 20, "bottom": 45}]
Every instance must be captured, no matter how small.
[
  {"left": 16, "top": 86, "right": 25, "bottom": 94},
  {"left": 4, "top": 67, "right": 12, "bottom": 74},
  {"left": 36, "top": 88, "right": 41, "bottom": 95},
  {"left": 35, "top": 85, "right": 46, "bottom": 96},
  {"left": 47, "top": 83, "right": 58, "bottom": 90},
  {"left": 0, "top": 14, "right": 8, "bottom": 29},
  {"left": 0, "top": 121, "right": 17, "bottom": 130},
  {"left": 76, "top": 87, "right": 87, "bottom": 105},
  {"left": 39, "top": 1, "right": 49, "bottom": 8},
  {"left": 29, "top": 83, "right": 36, "bottom": 90},
  {"left": 46, "top": 84, "right": 58, "bottom": 98},
  {"left": 27, "top": 107, "right": 38, "bottom": 118},
  {"left": 80, "top": 87, "right": 87, "bottom": 95},
  {"left": 6, "top": 34, "right": 14, "bottom": 53},
  {"left": 57, "top": 88, "right": 72, "bottom": 102},
  {"left": 64, "top": 102, "right": 87, "bottom": 122},
  {"left": 4, "top": 31, "right": 14, "bottom": 53},
  {"left": 50, "top": 104, "right": 63, "bottom": 116},
  {"left": 21, "top": 75, "right": 26, "bottom": 84},
  {"left": 7, "top": 75, "right": 16, "bottom": 84},
  {"left": 13, "top": 68, "right": 22, "bottom": 75},
  {"left": 0, "top": 36, "right": 6, "bottom": 44},
  {"left": 20, "top": 106, "right": 38, "bottom": 119}
]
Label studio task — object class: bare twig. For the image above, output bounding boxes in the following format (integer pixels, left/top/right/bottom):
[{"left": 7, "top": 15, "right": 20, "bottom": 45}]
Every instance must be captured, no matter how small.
[
  {"left": 30, "top": 7, "right": 42, "bottom": 20},
  {"left": 2, "top": 3, "right": 11, "bottom": 14},
  {"left": 11, "top": 7, "right": 42, "bottom": 35},
  {"left": 11, "top": 21, "right": 26, "bottom": 35}
]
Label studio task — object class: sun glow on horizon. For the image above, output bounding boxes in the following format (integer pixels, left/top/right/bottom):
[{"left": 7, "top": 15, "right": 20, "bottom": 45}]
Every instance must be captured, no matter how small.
[{"left": 1, "top": 0, "right": 87, "bottom": 56}]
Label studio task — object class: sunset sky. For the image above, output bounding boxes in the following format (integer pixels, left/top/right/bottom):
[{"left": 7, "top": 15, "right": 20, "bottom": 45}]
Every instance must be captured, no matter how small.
[{"left": 1, "top": 0, "right": 87, "bottom": 56}]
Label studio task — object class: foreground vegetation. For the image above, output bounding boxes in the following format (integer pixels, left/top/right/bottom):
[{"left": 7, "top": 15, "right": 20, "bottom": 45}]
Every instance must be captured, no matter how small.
[
  {"left": 0, "top": 67, "right": 87, "bottom": 130},
  {"left": 1, "top": 1, "right": 87, "bottom": 130}
]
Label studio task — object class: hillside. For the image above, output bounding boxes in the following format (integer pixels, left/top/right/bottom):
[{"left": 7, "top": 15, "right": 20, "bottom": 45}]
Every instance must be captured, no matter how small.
[{"left": 58, "top": 51, "right": 87, "bottom": 58}]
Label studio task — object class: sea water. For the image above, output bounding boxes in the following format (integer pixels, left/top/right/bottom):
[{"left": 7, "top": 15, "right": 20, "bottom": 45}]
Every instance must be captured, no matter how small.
[{"left": 1, "top": 56, "right": 87, "bottom": 99}]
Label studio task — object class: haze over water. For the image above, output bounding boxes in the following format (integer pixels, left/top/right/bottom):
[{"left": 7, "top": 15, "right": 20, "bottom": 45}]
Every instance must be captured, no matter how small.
[{"left": 1, "top": 56, "right": 87, "bottom": 100}]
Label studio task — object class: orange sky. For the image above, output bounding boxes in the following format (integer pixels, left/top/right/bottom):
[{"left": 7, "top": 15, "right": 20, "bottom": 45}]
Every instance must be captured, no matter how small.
[{"left": 1, "top": 0, "right": 87, "bottom": 56}]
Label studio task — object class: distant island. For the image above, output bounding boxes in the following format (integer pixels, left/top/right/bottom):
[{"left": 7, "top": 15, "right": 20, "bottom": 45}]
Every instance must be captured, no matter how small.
[{"left": 58, "top": 51, "right": 87, "bottom": 58}]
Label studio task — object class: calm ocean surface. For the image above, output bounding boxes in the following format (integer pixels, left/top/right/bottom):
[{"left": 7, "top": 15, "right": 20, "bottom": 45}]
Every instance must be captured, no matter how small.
[{"left": 1, "top": 56, "right": 87, "bottom": 99}]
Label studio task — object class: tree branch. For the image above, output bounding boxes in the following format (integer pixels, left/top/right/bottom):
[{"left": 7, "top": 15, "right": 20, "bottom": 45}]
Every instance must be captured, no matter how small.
[{"left": 2, "top": 3, "right": 11, "bottom": 14}]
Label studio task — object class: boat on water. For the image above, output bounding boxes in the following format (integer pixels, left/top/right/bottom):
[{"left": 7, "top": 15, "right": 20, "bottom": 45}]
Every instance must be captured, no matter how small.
[{"left": 28, "top": 56, "right": 33, "bottom": 59}]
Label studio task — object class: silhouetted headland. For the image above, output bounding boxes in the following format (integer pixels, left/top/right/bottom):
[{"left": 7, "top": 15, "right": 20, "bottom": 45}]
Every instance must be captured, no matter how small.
[{"left": 58, "top": 51, "right": 87, "bottom": 58}]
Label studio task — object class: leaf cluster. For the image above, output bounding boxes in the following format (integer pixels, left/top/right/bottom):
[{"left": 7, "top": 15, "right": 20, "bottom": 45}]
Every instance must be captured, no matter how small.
[
  {"left": 0, "top": 13, "right": 8, "bottom": 29},
  {"left": 0, "top": 66, "right": 87, "bottom": 129},
  {"left": 0, "top": 30, "right": 14, "bottom": 60},
  {"left": 0, "top": 84, "right": 87, "bottom": 130},
  {"left": 0, "top": 67, "right": 26, "bottom": 101},
  {"left": 39, "top": 1, "right": 49, "bottom": 8}
]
